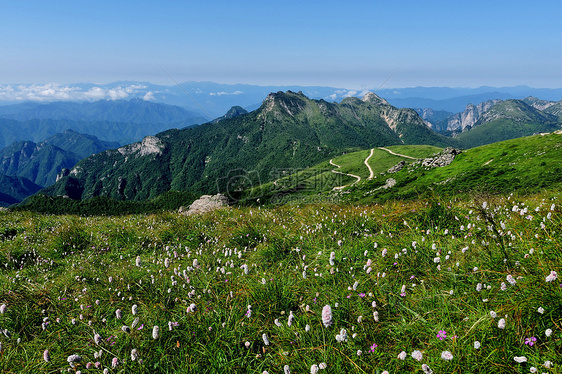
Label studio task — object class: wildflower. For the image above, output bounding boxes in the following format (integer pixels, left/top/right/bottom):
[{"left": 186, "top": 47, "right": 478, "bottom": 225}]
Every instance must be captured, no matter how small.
[
  {"left": 369, "top": 343, "right": 377, "bottom": 352},
  {"left": 311, "top": 364, "right": 319, "bottom": 374},
  {"left": 545, "top": 328, "right": 552, "bottom": 337},
  {"left": 284, "top": 365, "right": 291, "bottom": 374},
  {"left": 490, "top": 310, "right": 497, "bottom": 318},
  {"left": 530, "top": 367, "right": 537, "bottom": 373},
  {"left": 441, "top": 350, "right": 453, "bottom": 360},
  {"left": 537, "top": 307, "right": 544, "bottom": 314},
  {"left": 336, "top": 328, "right": 348, "bottom": 342},
  {"left": 546, "top": 271, "right": 558, "bottom": 282},
  {"left": 43, "top": 349, "right": 50, "bottom": 362},
  {"left": 67, "top": 354, "right": 82, "bottom": 368},
  {"left": 262, "top": 333, "right": 270, "bottom": 345},
  {"left": 318, "top": 362, "right": 327, "bottom": 369},
  {"left": 112, "top": 357, "right": 119, "bottom": 368},
  {"left": 525, "top": 337, "right": 537, "bottom": 346},
  {"left": 305, "top": 324, "right": 311, "bottom": 332},
  {"left": 322, "top": 305, "right": 333, "bottom": 327},
  {"left": 135, "top": 256, "right": 142, "bottom": 267},
  {"left": 513, "top": 356, "right": 527, "bottom": 363},
  {"left": 115, "top": 309, "right": 122, "bottom": 319},
  {"left": 0, "top": 304, "right": 6, "bottom": 314},
  {"left": 132, "top": 304, "right": 138, "bottom": 315},
  {"left": 411, "top": 350, "right": 423, "bottom": 361},
  {"left": 152, "top": 325, "right": 160, "bottom": 339},
  {"left": 476, "top": 283, "right": 482, "bottom": 292},
  {"left": 398, "top": 351, "right": 407, "bottom": 360},
  {"left": 436, "top": 330, "right": 447, "bottom": 340},
  {"left": 498, "top": 318, "right": 506, "bottom": 329},
  {"left": 422, "top": 364, "right": 433, "bottom": 374},
  {"left": 357, "top": 350, "right": 362, "bottom": 356},
  {"left": 506, "top": 274, "right": 516, "bottom": 285},
  {"left": 500, "top": 282, "right": 507, "bottom": 291},
  {"left": 131, "top": 348, "right": 139, "bottom": 361},
  {"left": 474, "top": 341, "right": 481, "bottom": 349}
]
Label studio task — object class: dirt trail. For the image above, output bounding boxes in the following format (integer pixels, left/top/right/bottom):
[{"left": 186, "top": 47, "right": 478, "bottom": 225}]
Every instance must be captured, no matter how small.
[
  {"left": 378, "top": 147, "right": 417, "bottom": 160},
  {"left": 330, "top": 159, "right": 361, "bottom": 190},
  {"left": 364, "top": 148, "right": 375, "bottom": 180}
]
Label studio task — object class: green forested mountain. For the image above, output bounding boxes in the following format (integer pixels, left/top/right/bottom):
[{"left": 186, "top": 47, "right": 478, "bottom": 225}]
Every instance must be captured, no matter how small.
[
  {"left": 0, "top": 141, "right": 81, "bottom": 187},
  {"left": 0, "top": 130, "right": 121, "bottom": 187},
  {"left": 42, "top": 91, "right": 450, "bottom": 201},
  {"left": 0, "top": 173, "right": 42, "bottom": 206},
  {"left": 455, "top": 99, "right": 561, "bottom": 148}
]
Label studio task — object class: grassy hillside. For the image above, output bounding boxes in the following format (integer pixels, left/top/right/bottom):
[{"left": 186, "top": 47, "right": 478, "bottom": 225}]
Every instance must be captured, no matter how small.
[
  {"left": 349, "top": 132, "right": 562, "bottom": 203},
  {"left": 239, "top": 145, "right": 444, "bottom": 204},
  {"left": 0, "top": 193, "right": 560, "bottom": 373}
]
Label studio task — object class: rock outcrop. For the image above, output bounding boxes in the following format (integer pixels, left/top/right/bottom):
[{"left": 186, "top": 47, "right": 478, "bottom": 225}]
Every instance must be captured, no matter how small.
[
  {"left": 416, "top": 147, "right": 462, "bottom": 169},
  {"left": 179, "top": 194, "right": 229, "bottom": 216},
  {"left": 388, "top": 161, "right": 406, "bottom": 174}
]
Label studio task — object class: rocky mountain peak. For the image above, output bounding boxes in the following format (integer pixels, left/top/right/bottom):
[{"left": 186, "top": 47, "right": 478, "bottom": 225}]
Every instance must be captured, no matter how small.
[{"left": 362, "top": 92, "right": 389, "bottom": 106}]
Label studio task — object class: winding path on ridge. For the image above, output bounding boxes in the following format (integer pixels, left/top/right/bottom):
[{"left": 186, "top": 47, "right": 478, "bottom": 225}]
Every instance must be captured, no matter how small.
[
  {"left": 330, "top": 159, "right": 361, "bottom": 191},
  {"left": 364, "top": 148, "right": 375, "bottom": 180},
  {"left": 378, "top": 147, "right": 417, "bottom": 160}
]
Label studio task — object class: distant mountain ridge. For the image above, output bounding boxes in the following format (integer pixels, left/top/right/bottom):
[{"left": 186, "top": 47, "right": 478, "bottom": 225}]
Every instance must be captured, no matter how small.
[
  {"left": 0, "top": 130, "right": 120, "bottom": 187},
  {"left": 0, "top": 174, "right": 41, "bottom": 207},
  {"left": 0, "top": 99, "right": 206, "bottom": 148},
  {"left": 42, "top": 90, "right": 450, "bottom": 201}
]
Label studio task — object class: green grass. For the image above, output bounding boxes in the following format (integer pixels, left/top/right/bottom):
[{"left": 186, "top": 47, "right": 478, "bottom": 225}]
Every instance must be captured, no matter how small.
[
  {"left": 384, "top": 145, "right": 443, "bottom": 158},
  {"left": 0, "top": 191, "right": 561, "bottom": 373}
]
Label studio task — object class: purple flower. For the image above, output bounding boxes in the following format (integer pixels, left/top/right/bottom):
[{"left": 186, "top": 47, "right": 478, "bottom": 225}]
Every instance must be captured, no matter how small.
[
  {"left": 436, "top": 330, "right": 447, "bottom": 340},
  {"left": 524, "top": 337, "right": 537, "bottom": 346},
  {"left": 368, "top": 343, "right": 378, "bottom": 353}
]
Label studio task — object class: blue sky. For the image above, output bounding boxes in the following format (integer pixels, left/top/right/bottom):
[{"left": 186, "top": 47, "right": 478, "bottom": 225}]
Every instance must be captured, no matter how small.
[{"left": 1, "top": 0, "right": 561, "bottom": 89}]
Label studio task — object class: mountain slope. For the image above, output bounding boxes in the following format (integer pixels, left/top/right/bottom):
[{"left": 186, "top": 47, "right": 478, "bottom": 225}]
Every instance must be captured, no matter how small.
[
  {"left": 0, "top": 174, "right": 42, "bottom": 206},
  {"left": 42, "top": 129, "right": 120, "bottom": 158},
  {"left": 42, "top": 91, "right": 450, "bottom": 201},
  {"left": 0, "top": 141, "right": 81, "bottom": 187},
  {"left": 0, "top": 130, "right": 120, "bottom": 187},
  {"left": 455, "top": 99, "right": 560, "bottom": 148}
]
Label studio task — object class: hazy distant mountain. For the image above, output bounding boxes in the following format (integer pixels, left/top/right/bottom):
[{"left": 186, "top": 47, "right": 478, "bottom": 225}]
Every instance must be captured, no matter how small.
[
  {"left": 0, "top": 98, "right": 207, "bottom": 124},
  {"left": 0, "top": 98, "right": 206, "bottom": 147},
  {"left": 4, "top": 81, "right": 562, "bottom": 118},
  {"left": 43, "top": 129, "right": 120, "bottom": 159},
  {"left": 43, "top": 91, "right": 449, "bottom": 201},
  {"left": 210, "top": 106, "right": 248, "bottom": 124},
  {"left": 0, "top": 130, "right": 121, "bottom": 186},
  {"left": 0, "top": 173, "right": 42, "bottom": 207}
]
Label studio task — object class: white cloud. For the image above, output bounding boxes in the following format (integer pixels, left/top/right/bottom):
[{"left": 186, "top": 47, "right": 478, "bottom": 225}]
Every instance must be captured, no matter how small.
[
  {"left": 143, "top": 91, "right": 156, "bottom": 101},
  {"left": 0, "top": 83, "right": 149, "bottom": 102}
]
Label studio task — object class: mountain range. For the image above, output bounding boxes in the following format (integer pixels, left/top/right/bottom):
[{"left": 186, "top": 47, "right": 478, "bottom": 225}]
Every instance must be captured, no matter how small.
[
  {"left": 0, "top": 99, "right": 205, "bottom": 148},
  {"left": 3, "top": 89, "right": 562, "bottom": 207},
  {"left": 0, "top": 130, "right": 120, "bottom": 187},
  {"left": 4, "top": 81, "right": 562, "bottom": 117},
  {"left": 42, "top": 91, "right": 450, "bottom": 201}
]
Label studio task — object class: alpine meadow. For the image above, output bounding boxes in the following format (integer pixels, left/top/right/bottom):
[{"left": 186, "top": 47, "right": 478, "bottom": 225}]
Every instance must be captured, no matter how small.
[{"left": 2, "top": 1, "right": 562, "bottom": 373}]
